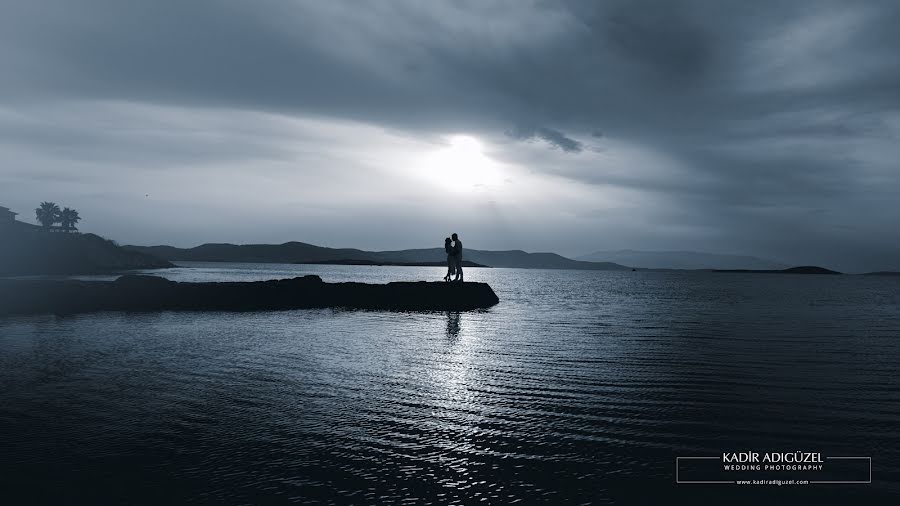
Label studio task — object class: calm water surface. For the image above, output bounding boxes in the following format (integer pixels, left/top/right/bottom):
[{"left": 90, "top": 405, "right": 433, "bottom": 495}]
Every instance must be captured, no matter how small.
[{"left": 2, "top": 262, "right": 899, "bottom": 504}]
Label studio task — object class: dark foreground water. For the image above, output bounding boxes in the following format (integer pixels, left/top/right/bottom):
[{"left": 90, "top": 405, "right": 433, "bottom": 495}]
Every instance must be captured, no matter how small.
[{"left": 1, "top": 263, "right": 899, "bottom": 504}]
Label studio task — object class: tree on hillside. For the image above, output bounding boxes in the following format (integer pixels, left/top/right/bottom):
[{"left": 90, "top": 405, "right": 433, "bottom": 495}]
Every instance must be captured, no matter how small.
[
  {"left": 35, "top": 202, "right": 61, "bottom": 228},
  {"left": 59, "top": 208, "right": 81, "bottom": 232}
]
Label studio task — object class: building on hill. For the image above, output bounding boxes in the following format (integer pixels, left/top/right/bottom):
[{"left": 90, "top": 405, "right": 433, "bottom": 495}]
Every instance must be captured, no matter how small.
[{"left": 0, "top": 206, "right": 18, "bottom": 224}]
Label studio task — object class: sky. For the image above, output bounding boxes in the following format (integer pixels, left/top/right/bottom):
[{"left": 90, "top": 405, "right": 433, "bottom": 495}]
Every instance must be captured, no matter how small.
[{"left": 1, "top": 0, "right": 899, "bottom": 272}]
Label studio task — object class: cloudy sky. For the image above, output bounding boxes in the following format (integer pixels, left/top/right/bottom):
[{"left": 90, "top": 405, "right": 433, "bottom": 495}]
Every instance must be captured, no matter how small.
[{"left": 2, "top": 0, "right": 899, "bottom": 271}]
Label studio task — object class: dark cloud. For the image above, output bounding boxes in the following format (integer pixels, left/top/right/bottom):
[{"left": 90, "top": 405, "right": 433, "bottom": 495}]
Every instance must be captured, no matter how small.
[
  {"left": 2, "top": 0, "right": 900, "bottom": 271},
  {"left": 506, "top": 125, "right": 583, "bottom": 152},
  {"left": 602, "top": 0, "right": 713, "bottom": 83}
]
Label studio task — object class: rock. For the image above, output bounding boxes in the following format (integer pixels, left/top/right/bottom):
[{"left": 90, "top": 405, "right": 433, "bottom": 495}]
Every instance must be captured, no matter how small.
[{"left": 0, "top": 276, "right": 499, "bottom": 315}]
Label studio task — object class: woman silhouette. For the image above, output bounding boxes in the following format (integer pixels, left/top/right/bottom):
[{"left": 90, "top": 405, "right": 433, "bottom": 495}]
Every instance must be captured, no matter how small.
[{"left": 443, "top": 237, "right": 455, "bottom": 281}]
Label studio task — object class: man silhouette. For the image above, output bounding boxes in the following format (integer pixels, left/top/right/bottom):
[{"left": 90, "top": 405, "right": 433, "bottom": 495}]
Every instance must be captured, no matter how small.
[{"left": 451, "top": 233, "right": 463, "bottom": 282}]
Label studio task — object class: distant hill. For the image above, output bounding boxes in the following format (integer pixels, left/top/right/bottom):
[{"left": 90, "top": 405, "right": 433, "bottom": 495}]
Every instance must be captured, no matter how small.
[
  {"left": 0, "top": 223, "right": 173, "bottom": 276},
  {"left": 368, "top": 248, "right": 629, "bottom": 270},
  {"left": 124, "top": 242, "right": 630, "bottom": 271},
  {"left": 713, "top": 266, "right": 841, "bottom": 275},
  {"left": 577, "top": 249, "right": 788, "bottom": 270},
  {"left": 302, "top": 259, "right": 488, "bottom": 268}
]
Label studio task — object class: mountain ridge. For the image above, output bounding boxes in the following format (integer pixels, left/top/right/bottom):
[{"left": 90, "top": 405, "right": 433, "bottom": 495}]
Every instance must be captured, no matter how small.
[
  {"left": 577, "top": 249, "right": 788, "bottom": 270},
  {"left": 124, "top": 241, "right": 631, "bottom": 271}
]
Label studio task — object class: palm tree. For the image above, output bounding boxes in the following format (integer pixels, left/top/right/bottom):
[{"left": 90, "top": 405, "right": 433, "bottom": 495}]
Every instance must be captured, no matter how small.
[
  {"left": 59, "top": 208, "right": 81, "bottom": 232},
  {"left": 35, "top": 201, "right": 61, "bottom": 229}
]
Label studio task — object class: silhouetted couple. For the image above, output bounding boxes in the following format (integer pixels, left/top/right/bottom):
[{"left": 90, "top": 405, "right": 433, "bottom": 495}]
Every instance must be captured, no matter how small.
[{"left": 444, "top": 233, "right": 463, "bottom": 282}]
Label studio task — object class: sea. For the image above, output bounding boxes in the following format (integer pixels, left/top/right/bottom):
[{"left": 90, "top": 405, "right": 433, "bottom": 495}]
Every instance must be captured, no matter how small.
[{"left": 1, "top": 262, "right": 899, "bottom": 504}]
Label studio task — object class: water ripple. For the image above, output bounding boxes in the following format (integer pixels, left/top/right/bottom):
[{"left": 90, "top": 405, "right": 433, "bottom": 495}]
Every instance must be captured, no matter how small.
[{"left": 1, "top": 266, "right": 899, "bottom": 503}]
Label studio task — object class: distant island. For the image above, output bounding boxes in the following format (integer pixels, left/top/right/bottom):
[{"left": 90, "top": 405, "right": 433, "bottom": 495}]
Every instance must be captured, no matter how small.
[
  {"left": 2, "top": 203, "right": 873, "bottom": 277},
  {"left": 577, "top": 249, "right": 788, "bottom": 270},
  {"left": 124, "top": 242, "right": 630, "bottom": 271},
  {"left": 299, "top": 259, "right": 489, "bottom": 268},
  {"left": 121, "top": 242, "right": 866, "bottom": 274},
  {"left": 713, "top": 266, "right": 841, "bottom": 275}
]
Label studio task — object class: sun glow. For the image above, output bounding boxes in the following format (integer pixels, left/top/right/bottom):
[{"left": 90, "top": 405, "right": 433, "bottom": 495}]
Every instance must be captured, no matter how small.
[{"left": 421, "top": 135, "right": 504, "bottom": 191}]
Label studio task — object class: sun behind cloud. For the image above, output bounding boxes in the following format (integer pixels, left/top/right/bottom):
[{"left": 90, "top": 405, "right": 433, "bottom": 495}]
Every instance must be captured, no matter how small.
[{"left": 420, "top": 135, "right": 504, "bottom": 192}]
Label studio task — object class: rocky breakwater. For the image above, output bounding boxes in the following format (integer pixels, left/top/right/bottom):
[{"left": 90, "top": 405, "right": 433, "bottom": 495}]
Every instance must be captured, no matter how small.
[{"left": 0, "top": 275, "right": 501, "bottom": 315}]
